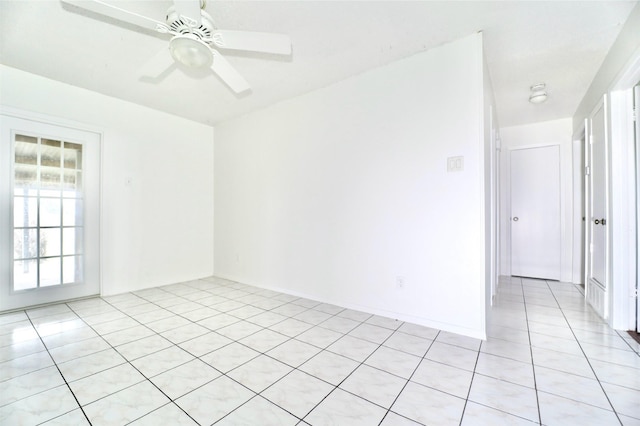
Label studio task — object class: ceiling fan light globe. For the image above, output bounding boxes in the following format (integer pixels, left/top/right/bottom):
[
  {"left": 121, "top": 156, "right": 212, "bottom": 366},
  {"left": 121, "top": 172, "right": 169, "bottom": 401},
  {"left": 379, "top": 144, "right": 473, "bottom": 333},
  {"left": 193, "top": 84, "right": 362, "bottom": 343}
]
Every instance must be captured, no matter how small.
[
  {"left": 169, "top": 35, "right": 213, "bottom": 68},
  {"left": 529, "top": 92, "right": 547, "bottom": 104}
]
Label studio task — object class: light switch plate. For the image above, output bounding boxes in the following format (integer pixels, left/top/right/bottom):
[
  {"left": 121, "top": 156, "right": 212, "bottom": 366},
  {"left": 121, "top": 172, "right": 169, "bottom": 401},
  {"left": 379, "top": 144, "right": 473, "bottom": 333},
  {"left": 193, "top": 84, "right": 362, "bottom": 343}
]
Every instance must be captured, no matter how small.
[{"left": 447, "top": 156, "right": 464, "bottom": 172}]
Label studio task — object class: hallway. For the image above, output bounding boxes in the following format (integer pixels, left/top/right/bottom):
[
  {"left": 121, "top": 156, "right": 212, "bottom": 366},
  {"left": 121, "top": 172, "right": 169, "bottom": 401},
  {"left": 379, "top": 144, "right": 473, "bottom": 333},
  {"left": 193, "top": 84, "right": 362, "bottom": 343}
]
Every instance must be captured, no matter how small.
[{"left": 486, "top": 276, "right": 639, "bottom": 424}]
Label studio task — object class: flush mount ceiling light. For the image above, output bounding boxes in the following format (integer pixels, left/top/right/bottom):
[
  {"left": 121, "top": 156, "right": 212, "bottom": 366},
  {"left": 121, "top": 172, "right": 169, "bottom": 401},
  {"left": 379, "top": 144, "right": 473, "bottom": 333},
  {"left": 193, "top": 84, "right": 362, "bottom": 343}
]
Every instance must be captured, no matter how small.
[{"left": 529, "top": 83, "right": 548, "bottom": 104}]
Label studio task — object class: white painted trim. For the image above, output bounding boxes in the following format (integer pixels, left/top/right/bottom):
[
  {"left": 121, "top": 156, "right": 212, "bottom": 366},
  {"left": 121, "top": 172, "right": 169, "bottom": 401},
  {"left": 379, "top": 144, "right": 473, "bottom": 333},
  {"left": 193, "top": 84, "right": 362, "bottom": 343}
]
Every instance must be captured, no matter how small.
[
  {"left": 215, "top": 272, "right": 487, "bottom": 340},
  {"left": 0, "top": 106, "right": 105, "bottom": 136},
  {"left": 0, "top": 106, "right": 105, "bottom": 299},
  {"left": 571, "top": 128, "right": 586, "bottom": 285},
  {"left": 583, "top": 118, "right": 590, "bottom": 296},
  {"left": 608, "top": 89, "right": 637, "bottom": 329},
  {"left": 611, "top": 45, "right": 640, "bottom": 92},
  {"left": 605, "top": 44, "right": 640, "bottom": 330},
  {"left": 506, "top": 142, "right": 560, "bottom": 151}
]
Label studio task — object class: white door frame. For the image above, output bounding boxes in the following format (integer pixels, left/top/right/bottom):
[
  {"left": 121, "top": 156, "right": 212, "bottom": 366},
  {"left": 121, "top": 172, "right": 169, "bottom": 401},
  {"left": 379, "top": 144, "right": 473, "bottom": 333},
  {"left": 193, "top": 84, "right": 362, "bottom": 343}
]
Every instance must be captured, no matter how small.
[
  {"left": 572, "top": 129, "right": 586, "bottom": 286},
  {"left": 635, "top": 84, "right": 640, "bottom": 333},
  {"left": 493, "top": 130, "right": 501, "bottom": 303},
  {"left": 488, "top": 106, "right": 500, "bottom": 305},
  {"left": 0, "top": 106, "right": 103, "bottom": 311},
  {"left": 597, "top": 48, "right": 640, "bottom": 330}
]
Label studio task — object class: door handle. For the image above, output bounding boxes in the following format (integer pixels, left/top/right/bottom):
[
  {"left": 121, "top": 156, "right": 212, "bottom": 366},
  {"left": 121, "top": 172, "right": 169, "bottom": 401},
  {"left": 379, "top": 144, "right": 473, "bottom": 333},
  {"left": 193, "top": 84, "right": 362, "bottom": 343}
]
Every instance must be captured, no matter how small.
[
  {"left": 512, "top": 217, "right": 519, "bottom": 222},
  {"left": 594, "top": 219, "right": 600, "bottom": 225},
  {"left": 600, "top": 218, "right": 606, "bottom": 225}
]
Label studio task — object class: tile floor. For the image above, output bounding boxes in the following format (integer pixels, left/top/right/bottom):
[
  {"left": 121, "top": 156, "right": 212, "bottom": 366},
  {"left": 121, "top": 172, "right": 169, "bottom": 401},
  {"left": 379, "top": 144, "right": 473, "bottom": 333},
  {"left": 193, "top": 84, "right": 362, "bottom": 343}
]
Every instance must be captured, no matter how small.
[{"left": 1, "top": 276, "right": 639, "bottom": 425}]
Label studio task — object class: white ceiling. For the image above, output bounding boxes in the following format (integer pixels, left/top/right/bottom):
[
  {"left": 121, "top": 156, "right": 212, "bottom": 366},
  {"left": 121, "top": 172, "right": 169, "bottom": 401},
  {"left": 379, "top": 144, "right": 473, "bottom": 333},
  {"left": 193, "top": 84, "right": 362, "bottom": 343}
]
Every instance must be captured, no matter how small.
[{"left": 0, "top": 1, "right": 637, "bottom": 127}]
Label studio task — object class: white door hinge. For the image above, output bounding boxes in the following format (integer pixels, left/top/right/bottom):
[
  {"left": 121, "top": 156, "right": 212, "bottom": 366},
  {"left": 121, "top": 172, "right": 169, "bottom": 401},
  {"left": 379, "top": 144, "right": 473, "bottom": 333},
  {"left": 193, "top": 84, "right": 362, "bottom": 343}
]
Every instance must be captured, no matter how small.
[
  {"left": 585, "top": 166, "right": 591, "bottom": 176},
  {"left": 632, "top": 106, "right": 637, "bottom": 122}
]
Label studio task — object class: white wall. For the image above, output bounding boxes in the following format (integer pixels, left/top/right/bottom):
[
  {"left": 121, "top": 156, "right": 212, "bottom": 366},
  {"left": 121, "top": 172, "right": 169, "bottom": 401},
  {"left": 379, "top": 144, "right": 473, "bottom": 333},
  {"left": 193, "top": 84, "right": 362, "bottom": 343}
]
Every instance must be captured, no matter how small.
[
  {"left": 0, "top": 65, "right": 215, "bottom": 296},
  {"left": 499, "top": 118, "right": 574, "bottom": 282},
  {"left": 215, "top": 34, "right": 489, "bottom": 339},
  {"left": 573, "top": 3, "right": 640, "bottom": 135}
]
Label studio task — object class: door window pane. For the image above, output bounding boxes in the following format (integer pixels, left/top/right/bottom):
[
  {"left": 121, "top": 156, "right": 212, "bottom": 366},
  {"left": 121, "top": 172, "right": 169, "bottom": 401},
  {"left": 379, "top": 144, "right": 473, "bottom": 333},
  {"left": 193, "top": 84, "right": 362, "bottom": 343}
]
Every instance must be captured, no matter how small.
[
  {"left": 15, "top": 135, "right": 38, "bottom": 165},
  {"left": 63, "top": 256, "right": 82, "bottom": 284},
  {"left": 14, "top": 166, "right": 37, "bottom": 195},
  {"left": 40, "top": 198, "right": 61, "bottom": 227},
  {"left": 62, "top": 228, "right": 83, "bottom": 255},
  {"left": 14, "top": 260, "right": 38, "bottom": 290},
  {"left": 14, "top": 197, "right": 37, "bottom": 228},
  {"left": 40, "top": 228, "right": 61, "bottom": 257},
  {"left": 11, "top": 133, "right": 85, "bottom": 291},
  {"left": 40, "top": 171, "right": 62, "bottom": 197},
  {"left": 63, "top": 170, "right": 82, "bottom": 194},
  {"left": 62, "top": 199, "right": 83, "bottom": 226},
  {"left": 63, "top": 142, "right": 82, "bottom": 169},
  {"left": 14, "top": 229, "right": 38, "bottom": 260},
  {"left": 41, "top": 139, "right": 61, "bottom": 166},
  {"left": 40, "top": 257, "right": 61, "bottom": 286}
]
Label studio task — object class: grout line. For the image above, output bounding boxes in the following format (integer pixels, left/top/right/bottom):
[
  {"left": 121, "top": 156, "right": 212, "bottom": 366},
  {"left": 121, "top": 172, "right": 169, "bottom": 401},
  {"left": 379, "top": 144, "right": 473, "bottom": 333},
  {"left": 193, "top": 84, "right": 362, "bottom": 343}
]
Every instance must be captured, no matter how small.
[
  {"left": 376, "top": 330, "right": 439, "bottom": 426},
  {"left": 458, "top": 337, "right": 482, "bottom": 426},
  {"left": 519, "top": 277, "right": 543, "bottom": 425},
  {"left": 621, "top": 330, "right": 640, "bottom": 352},
  {"left": 257, "top": 314, "right": 403, "bottom": 423},
  {"left": 201, "top": 295, "right": 370, "bottom": 423},
  {"left": 543, "top": 280, "right": 624, "bottom": 426},
  {"left": 25, "top": 308, "right": 93, "bottom": 425},
  {"left": 486, "top": 278, "right": 543, "bottom": 423},
  {"left": 5, "top": 276, "right": 634, "bottom": 426},
  {"left": 63, "top": 303, "right": 201, "bottom": 425},
  {"left": 75, "top": 278, "right": 389, "bottom": 425}
]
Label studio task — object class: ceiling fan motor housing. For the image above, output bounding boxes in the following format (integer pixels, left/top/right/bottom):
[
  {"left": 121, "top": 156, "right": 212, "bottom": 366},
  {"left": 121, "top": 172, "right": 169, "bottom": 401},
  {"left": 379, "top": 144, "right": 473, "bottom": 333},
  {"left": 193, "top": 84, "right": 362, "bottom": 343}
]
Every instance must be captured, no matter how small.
[{"left": 166, "top": 7, "right": 215, "bottom": 40}]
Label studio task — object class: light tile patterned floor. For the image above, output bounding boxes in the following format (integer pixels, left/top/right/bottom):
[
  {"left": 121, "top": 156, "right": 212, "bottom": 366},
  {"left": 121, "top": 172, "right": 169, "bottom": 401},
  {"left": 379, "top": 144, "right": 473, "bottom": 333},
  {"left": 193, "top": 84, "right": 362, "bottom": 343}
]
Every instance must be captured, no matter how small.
[{"left": 1, "top": 276, "right": 639, "bottom": 425}]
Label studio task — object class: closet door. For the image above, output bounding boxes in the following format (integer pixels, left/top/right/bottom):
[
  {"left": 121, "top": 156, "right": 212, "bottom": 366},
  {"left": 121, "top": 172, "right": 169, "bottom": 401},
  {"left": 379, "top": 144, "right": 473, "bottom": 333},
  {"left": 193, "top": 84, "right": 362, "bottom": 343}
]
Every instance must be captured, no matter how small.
[{"left": 510, "top": 145, "right": 561, "bottom": 280}]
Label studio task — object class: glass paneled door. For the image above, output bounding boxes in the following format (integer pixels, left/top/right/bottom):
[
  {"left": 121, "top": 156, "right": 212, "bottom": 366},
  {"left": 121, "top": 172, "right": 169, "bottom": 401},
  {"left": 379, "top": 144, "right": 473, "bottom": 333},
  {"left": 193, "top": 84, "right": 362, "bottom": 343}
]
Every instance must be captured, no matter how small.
[{"left": 0, "top": 114, "right": 100, "bottom": 311}]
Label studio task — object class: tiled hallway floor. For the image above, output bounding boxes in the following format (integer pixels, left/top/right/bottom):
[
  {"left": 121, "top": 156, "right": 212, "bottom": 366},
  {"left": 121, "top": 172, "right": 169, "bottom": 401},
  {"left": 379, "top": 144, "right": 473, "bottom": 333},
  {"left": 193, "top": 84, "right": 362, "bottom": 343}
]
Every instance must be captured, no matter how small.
[{"left": 1, "top": 276, "right": 639, "bottom": 425}]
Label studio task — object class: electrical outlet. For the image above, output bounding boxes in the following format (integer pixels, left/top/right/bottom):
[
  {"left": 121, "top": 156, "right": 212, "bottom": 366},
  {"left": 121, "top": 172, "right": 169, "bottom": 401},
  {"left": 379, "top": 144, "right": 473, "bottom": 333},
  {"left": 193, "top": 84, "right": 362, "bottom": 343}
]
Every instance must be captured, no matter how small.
[{"left": 396, "top": 276, "right": 405, "bottom": 289}]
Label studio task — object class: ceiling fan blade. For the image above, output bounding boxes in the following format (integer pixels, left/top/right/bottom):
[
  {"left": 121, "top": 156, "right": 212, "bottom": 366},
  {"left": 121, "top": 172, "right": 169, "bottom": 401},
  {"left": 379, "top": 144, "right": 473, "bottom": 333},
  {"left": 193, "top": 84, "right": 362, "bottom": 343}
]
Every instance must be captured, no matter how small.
[
  {"left": 212, "top": 30, "right": 292, "bottom": 55},
  {"left": 61, "top": 0, "right": 167, "bottom": 33},
  {"left": 173, "top": 0, "right": 202, "bottom": 26},
  {"left": 140, "top": 47, "right": 174, "bottom": 78},
  {"left": 210, "top": 50, "right": 251, "bottom": 94}
]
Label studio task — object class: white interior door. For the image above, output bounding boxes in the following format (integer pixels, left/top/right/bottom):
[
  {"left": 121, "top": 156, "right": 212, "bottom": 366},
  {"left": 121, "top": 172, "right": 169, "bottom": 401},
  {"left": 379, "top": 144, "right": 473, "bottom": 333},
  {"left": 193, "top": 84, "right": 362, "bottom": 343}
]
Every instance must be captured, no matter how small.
[
  {"left": 586, "top": 103, "right": 608, "bottom": 292},
  {"left": 510, "top": 146, "right": 561, "bottom": 280},
  {"left": 0, "top": 114, "right": 101, "bottom": 311},
  {"left": 585, "top": 99, "right": 609, "bottom": 318}
]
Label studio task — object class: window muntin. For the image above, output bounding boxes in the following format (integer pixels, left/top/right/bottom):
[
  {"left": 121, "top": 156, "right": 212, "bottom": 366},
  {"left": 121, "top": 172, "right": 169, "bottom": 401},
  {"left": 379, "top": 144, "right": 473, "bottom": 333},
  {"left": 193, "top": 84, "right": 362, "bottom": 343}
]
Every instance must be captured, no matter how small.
[{"left": 12, "top": 133, "right": 84, "bottom": 290}]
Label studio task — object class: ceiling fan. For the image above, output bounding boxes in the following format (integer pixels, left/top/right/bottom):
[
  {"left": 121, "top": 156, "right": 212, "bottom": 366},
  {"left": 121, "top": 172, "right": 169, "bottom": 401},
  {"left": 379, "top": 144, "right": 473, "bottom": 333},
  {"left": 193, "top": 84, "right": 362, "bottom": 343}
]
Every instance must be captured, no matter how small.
[{"left": 61, "top": 0, "right": 292, "bottom": 93}]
